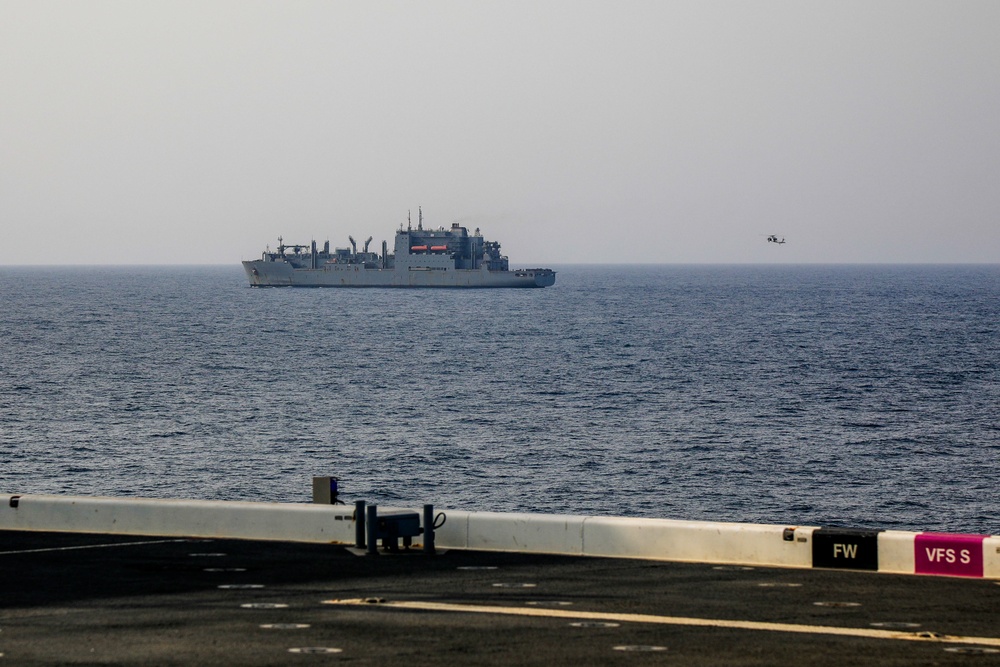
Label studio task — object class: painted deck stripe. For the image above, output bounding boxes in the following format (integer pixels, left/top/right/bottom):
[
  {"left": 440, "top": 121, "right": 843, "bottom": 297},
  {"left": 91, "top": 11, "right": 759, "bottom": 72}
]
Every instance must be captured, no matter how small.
[
  {"left": 0, "top": 538, "right": 189, "bottom": 555},
  {"left": 322, "top": 599, "right": 1000, "bottom": 647}
]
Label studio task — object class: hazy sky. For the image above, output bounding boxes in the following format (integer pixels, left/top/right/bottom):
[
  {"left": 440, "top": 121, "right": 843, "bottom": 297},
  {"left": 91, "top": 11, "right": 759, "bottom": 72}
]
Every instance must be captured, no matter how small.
[{"left": 2, "top": 1, "right": 998, "bottom": 265}]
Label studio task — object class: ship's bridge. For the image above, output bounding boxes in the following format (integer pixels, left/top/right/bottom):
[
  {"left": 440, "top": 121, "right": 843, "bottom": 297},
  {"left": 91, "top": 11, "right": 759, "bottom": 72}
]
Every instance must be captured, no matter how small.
[{"left": 395, "top": 223, "right": 493, "bottom": 270}]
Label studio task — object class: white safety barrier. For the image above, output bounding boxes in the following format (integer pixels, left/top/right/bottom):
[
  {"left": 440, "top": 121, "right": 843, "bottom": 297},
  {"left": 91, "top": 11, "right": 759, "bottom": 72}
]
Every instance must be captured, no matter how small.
[
  {"left": 424, "top": 511, "right": 817, "bottom": 568},
  {"left": 581, "top": 517, "right": 816, "bottom": 567},
  {"left": 876, "top": 531, "right": 919, "bottom": 574},
  {"left": 0, "top": 494, "right": 357, "bottom": 544},
  {"left": 3, "top": 494, "right": 997, "bottom": 578},
  {"left": 986, "top": 538, "right": 1000, "bottom": 579},
  {"left": 0, "top": 495, "right": 813, "bottom": 568},
  {"left": 402, "top": 509, "right": 587, "bottom": 554}
]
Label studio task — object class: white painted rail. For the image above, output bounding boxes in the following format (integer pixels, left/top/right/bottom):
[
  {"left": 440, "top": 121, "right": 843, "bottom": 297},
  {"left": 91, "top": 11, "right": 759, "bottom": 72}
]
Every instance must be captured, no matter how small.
[
  {"left": 2, "top": 494, "right": 997, "bottom": 578},
  {"left": 0, "top": 493, "right": 358, "bottom": 544}
]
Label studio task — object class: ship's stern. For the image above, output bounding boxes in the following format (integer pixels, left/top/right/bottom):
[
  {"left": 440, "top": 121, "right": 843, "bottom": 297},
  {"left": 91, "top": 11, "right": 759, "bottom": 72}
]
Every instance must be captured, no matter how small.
[{"left": 531, "top": 269, "right": 556, "bottom": 287}]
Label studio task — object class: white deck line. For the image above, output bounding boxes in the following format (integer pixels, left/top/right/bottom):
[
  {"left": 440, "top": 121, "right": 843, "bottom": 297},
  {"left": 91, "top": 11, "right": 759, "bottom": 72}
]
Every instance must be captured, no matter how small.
[{"left": 0, "top": 538, "right": 190, "bottom": 555}]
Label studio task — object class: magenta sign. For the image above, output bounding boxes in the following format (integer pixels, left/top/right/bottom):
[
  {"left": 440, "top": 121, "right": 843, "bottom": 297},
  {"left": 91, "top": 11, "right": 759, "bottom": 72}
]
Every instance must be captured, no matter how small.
[{"left": 914, "top": 533, "right": 986, "bottom": 577}]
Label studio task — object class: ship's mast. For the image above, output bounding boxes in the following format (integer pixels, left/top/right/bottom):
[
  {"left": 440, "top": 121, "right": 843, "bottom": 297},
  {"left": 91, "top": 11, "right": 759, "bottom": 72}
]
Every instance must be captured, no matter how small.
[{"left": 418, "top": 206, "right": 423, "bottom": 231}]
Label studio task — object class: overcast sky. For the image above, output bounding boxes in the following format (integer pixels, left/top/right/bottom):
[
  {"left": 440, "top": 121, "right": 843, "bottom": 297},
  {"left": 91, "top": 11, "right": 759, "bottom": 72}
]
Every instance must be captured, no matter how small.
[{"left": 2, "top": 1, "right": 998, "bottom": 265}]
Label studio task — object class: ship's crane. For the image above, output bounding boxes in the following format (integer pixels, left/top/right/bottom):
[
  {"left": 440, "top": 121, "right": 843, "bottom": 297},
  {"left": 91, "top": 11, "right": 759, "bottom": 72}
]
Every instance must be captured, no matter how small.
[
  {"left": 349, "top": 236, "right": 357, "bottom": 254},
  {"left": 364, "top": 236, "right": 373, "bottom": 253},
  {"left": 276, "top": 236, "right": 310, "bottom": 255}
]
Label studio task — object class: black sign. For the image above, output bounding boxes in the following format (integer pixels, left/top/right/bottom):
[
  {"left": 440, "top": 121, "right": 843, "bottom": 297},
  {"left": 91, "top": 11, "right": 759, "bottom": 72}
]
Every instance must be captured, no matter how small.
[{"left": 812, "top": 528, "right": 881, "bottom": 571}]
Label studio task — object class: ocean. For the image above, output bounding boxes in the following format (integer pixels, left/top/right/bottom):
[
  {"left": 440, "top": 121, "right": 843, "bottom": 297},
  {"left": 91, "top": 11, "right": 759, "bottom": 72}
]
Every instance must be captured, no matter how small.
[{"left": 1, "top": 264, "right": 998, "bottom": 534}]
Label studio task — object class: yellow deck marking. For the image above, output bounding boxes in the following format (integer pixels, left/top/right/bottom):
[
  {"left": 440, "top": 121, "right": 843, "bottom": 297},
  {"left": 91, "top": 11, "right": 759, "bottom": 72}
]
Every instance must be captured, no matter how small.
[{"left": 322, "top": 599, "right": 1000, "bottom": 647}]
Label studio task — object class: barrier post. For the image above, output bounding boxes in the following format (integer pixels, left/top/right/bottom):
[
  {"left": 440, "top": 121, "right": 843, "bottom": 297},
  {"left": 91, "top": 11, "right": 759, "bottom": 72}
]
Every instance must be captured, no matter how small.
[
  {"left": 423, "top": 504, "right": 435, "bottom": 555},
  {"left": 366, "top": 505, "right": 378, "bottom": 556},
  {"left": 354, "top": 500, "right": 366, "bottom": 549}
]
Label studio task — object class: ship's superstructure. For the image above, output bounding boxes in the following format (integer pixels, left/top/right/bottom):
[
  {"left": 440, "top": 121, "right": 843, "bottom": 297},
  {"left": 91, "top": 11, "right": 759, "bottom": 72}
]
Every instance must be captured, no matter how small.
[{"left": 243, "top": 209, "right": 555, "bottom": 288}]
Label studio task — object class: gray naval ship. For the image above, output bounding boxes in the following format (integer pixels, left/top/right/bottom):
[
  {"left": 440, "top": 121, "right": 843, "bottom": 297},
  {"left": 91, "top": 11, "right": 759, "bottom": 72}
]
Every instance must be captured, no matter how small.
[{"left": 243, "top": 209, "right": 556, "bottom": 288}]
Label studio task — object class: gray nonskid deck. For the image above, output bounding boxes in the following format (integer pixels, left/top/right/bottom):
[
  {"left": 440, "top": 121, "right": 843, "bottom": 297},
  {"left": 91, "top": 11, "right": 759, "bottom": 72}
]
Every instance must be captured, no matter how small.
[{"left": 2, "top": 531, "right": 998, "bottom": 666}]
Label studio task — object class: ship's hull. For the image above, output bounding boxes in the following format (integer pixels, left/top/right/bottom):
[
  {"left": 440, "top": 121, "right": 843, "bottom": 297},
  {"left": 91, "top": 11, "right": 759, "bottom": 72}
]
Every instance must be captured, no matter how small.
[{"left": 243, "top": 261, "right": 555, "bottom": 288}]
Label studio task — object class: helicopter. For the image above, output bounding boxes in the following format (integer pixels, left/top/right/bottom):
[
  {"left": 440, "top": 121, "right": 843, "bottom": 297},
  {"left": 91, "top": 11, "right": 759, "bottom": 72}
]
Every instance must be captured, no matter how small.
[{"left": 766, "top": 235, "right": 786, "bottom": 244}]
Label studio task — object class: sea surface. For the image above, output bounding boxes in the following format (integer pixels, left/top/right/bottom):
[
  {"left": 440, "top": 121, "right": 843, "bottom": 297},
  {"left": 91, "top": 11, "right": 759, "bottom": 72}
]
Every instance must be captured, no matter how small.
[{"left": 1, "top": 264, "right": 998, "bottom": 534}]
